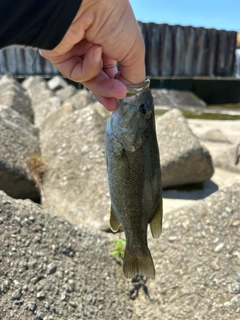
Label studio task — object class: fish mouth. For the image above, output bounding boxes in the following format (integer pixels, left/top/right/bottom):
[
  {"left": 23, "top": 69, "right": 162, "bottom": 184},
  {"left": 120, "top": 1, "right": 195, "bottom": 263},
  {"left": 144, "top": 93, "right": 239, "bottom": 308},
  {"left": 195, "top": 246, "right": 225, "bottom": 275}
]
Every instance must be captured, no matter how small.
[{"left": 126, "top": 79, "right": 150, "bottom": 96}]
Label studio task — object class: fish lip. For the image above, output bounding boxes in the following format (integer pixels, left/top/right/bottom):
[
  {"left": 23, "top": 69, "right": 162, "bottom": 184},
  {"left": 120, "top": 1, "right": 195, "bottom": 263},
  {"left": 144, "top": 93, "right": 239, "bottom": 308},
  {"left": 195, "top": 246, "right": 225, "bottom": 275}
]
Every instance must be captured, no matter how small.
[{"left": 126, "top": 79, "right": 150, "bottom": 96}]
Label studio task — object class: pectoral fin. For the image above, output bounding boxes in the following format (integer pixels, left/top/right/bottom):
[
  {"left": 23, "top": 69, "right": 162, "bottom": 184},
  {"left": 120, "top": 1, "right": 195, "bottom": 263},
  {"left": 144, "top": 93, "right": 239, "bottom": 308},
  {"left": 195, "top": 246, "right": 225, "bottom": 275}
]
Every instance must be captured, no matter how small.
[
  {"left": 109, "top": 205, "right": 121, "bottom": 233},
  {"left": 149, "top": 200, "right": 163, "bottom": 239}
]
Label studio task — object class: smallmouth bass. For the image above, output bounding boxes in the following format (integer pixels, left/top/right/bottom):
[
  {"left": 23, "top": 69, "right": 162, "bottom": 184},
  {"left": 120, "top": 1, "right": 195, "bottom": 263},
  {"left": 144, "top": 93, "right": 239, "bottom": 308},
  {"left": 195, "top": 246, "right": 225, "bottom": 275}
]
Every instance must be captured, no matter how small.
[{"left": 106, "top": 79, "right": 162, "bottom": 279}]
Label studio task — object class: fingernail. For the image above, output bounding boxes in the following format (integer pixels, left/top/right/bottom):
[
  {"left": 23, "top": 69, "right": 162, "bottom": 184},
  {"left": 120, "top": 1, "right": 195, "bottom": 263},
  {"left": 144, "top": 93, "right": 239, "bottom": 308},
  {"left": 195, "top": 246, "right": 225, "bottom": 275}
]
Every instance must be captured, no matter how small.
[{"left": 93, "top": 47, "right": 102, "bottom": 64}]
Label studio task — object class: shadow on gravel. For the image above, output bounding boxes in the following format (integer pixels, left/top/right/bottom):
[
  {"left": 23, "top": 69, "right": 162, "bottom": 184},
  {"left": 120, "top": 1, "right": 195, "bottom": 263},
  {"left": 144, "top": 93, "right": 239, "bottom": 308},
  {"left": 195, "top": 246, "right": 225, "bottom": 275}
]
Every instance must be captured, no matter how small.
[
  {"left": 162, "top": 180, "right": 218, "bottom": 200},
  {"left": 129, "top": 275, "right": 150, "bottom": 301}
]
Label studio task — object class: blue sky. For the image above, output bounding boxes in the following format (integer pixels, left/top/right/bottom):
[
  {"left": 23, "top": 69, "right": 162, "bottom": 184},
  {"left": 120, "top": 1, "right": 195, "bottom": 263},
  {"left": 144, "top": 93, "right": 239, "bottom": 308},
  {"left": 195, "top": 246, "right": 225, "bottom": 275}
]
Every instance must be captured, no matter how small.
[{"left": 130, "top": 0, "right": 240, "bottom": 32}]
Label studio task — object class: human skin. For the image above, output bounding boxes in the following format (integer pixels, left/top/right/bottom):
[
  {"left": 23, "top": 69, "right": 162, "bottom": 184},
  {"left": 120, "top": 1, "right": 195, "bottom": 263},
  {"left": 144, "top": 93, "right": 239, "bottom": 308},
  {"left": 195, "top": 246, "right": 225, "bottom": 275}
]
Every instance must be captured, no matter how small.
[{"left": 40, "top": 0, "right": 145, "bottom": 111}]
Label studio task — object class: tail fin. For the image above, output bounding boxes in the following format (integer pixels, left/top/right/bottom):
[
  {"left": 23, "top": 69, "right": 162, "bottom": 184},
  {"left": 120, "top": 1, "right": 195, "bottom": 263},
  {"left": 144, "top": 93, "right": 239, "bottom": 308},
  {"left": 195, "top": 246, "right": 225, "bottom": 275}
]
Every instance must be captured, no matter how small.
[{"left": 123, "top": 248, "right": 155, "bottom": 279}]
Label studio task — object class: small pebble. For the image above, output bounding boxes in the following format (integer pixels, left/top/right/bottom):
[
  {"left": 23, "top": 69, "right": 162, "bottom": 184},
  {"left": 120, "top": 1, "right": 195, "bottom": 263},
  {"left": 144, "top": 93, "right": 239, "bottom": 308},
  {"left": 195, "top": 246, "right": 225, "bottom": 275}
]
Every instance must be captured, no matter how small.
[
  {"left": 233, "top": 251, "right": 240, "bottom": 259},
  {"left": 232, "top": 284, "right": 240, "bottom": 294},
  {"left": 214, "top": 243, "right": 224, "bottom": 252},
  {"left": 36, "top": 312, "right": 44, "bottom": 319},
  {"left": 60, "top": 293, "right": 66, "bottom": 301},
  {"left": 233, "top": 220, "right": 240, "bottom": 226},
  {"left": 209, "top": 273, "right": 216, "bottom": 280},
  {"left": 210, "top": 260, "right": 220, "bottom": 271},
  {"left": 234, "top": 272, "right": 240, "bottom": 282},
  {"left": 13, "top": 280, "right": 22, "bottom": 290},
  {"left": 46, "top": 263, "right": 57, "bottom": 275},
  {"left": 37, "top": 292, "right": 45, "bottom": 299},
  {"left": 14, "top": 300, "right": 24, "bottom": 305},
  {"left": 28, "top": 301, "right": 37, "bottom": 312},
  {"left": 231, "top": 296, "right": 239, "bottom": 303},
  {"left": 69, "top": 301, "right": 77, "bottom": 308},
  {"left": 11, "top": 290, "right": 22, "bottom": 300},
  {"left": 169, "top": 236, "right": 177, "bottom": 242}
]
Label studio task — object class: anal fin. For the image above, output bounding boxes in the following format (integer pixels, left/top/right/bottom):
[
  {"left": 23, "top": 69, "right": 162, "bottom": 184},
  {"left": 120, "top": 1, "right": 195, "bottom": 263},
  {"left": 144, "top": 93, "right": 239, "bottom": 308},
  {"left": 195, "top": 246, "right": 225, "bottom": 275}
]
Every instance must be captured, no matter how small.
[
  {"left": 109, "top": 205, "right": 121, "bottom": 233},
  {"left": 149, "top": 200, "right": 163, "bottom": 239}
]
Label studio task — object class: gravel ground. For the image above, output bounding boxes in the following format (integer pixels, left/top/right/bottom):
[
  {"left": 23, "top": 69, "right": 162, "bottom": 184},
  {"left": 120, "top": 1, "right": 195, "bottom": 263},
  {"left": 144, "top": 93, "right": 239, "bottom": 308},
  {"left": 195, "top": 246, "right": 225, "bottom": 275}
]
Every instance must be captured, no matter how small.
[
  {"left": 0, "top": 191, "right": 135, "bottom": 320},
  {"left": 1, "top": 181, "right": 240, "bottom": 319},
  {"left": 134, "top": 181, "right": 240, "bottom": 319}
]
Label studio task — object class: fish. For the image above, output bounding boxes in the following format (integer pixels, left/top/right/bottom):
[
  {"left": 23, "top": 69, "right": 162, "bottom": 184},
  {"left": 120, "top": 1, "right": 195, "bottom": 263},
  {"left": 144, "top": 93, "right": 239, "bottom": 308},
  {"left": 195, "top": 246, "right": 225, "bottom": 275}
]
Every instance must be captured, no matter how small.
[{"left": 105, "top": 79, "right": 162, "bottom": 279}]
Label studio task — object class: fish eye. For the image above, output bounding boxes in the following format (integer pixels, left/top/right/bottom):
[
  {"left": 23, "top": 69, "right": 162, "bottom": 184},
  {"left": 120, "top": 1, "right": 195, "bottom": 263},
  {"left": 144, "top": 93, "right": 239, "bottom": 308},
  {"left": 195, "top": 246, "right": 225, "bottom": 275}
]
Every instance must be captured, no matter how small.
[{"left": 139, "top": 103, "right": 150, "bottom": 115}]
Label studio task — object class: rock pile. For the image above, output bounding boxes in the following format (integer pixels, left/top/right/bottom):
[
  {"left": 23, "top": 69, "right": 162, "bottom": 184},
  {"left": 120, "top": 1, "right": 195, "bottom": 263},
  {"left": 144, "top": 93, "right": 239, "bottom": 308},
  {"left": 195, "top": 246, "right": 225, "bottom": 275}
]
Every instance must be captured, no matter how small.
[
  {"left": 0, "top": 76, "right": 40, "bottom": 201},
  {"left": 0, "top": 75, "right": 215, "bottom": 228},
  {"left": 0, "top": 75, "right": 239, "bottom": 319}
]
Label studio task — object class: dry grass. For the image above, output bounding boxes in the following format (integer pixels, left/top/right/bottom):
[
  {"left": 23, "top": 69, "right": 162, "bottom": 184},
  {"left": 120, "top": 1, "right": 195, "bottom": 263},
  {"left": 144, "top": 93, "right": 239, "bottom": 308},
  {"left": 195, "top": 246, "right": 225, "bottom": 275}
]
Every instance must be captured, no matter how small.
[{"left": 26, "top": 151, "right": 48, "bottom": 190}]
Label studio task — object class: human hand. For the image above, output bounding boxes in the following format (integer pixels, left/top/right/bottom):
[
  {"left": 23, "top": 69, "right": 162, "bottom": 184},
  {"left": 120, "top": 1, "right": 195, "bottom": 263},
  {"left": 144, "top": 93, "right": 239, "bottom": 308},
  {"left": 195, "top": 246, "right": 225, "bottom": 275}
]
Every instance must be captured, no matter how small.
[{"left": 40, "top": 0, "right": 145, "bottom": 111}]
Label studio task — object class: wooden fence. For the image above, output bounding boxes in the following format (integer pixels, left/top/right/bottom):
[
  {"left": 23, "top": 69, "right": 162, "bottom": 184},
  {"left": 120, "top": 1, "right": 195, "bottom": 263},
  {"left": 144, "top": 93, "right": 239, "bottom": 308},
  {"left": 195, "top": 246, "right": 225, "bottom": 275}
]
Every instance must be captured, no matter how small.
[
  {"left": 139, "top": 23, "right": 237, "bottom": 77},
  {"left": 0, "top": 23, "right": 237, "bottom": 77}
]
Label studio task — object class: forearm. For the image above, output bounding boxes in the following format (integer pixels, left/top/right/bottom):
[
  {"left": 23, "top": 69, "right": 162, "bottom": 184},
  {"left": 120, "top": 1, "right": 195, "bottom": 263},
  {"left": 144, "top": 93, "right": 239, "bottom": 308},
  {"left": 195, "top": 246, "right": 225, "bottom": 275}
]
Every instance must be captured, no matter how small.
[{"left": 0, "top": 0, "right": 82, "bottom": 49}]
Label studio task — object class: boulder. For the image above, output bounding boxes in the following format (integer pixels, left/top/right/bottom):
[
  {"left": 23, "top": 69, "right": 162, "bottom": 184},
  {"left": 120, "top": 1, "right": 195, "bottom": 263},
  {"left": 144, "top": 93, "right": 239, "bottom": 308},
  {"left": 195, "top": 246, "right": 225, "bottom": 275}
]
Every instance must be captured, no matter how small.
[
  {"left": 133, "top": 181, "right": 240, "bottom": 319},
  {"left": 0, "top": 105, "right": 38, "bottom": 137},
  {"left": 65, "top": 89, "right": 96, "bottom": 110},
  {"left": 188, "top": 119, "right": 240, "bottom": 146},
  {"left": 188, "top": 118, "right": 240, "bottom": 175},
  {"left": 0, "top": 77, "right": 33, "bottom": 122},
  {"left": 0, "top": 75, "right": 25, "bottom": 92},
  {"left": 213, "top": 143, "right": 240, "bottom": 173},
  {"left": 0, "top": 115, "right": 40, "bottom": 201},
  {"left": 47, "top": 75, "right": 68, "bottom": 91},
  {"left": 152, "top": 89, "right": 206, "bottom": 108},
  {"left": 200, "top": 128, "right": 231, "bottom": 144},
  {"left": 40, "top": 102, "right": 110, "bottom": 229},
  {"left": 55, "top": 84, "right": 77, "bottom": 101},
  {"left": 22, "top": 76, "right": 46, "bottom": 91},
  {"left": 0, "top": 190, "right": 133, "bottom": 320},
  {"left": 33, "top": 96, "right": 62, "bottom": 127},
  {"left": 22, "top": 76, "right": 53, "bottom": 107},
  {"left": 157, "top": 109, "right": 214, "bottom": 188}
]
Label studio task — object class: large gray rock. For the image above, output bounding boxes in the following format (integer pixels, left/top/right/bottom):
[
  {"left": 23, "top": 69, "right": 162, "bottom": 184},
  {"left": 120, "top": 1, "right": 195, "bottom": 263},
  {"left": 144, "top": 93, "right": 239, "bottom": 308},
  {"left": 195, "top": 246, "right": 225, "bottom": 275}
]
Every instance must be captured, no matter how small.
[
  {"left": 0, "top": 190, "right": 133, "bottom": 320},
  {"left": 188, "top": 118, "right": 240, "bottom": 176},
  {"left": 133, "top": 181, "right": 240, "bottom": 319},
  {"left": 157, "top": 109, "right": 214, "bottom": 188},
  {"left": 55, "top": 84, "right": 76, "bottom": 101},
  {"left": 0, "top": 77, "right": 33, "bottom": 122},
  {"left": 152, "top": 89, "right": 206, "bottom": 108},
  {"left": 65, "top": 89, "right": 96, "bottom": 110},
  {"left": 0, "top": 75, "right": 25, "bottom": 92},
  {"left": 22, "top": 76, "right": 46, "bottom": 91},
  {"left": 33, "top": 96, "right": 62, "bottom": 127},
  {"left": 200, "top": 128, "right": 231, "bottom": 144},
  {"left": 0, "top": 115, "right": 40, "bottom": 201},
  {"left": 0, "top": 105, "right": 38, "bottom": 137},
  {"left": 213, "top": 143, "right": 240, "bottom": 173},
  {"left": 40, "top": 102, "right": 110, "bottom": 229},
  {"left": 47, "top": 75, "right": 68, "bottom": 91},
  {"left": 22, "top": 76, "right": 53, "bottom": 107}
]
